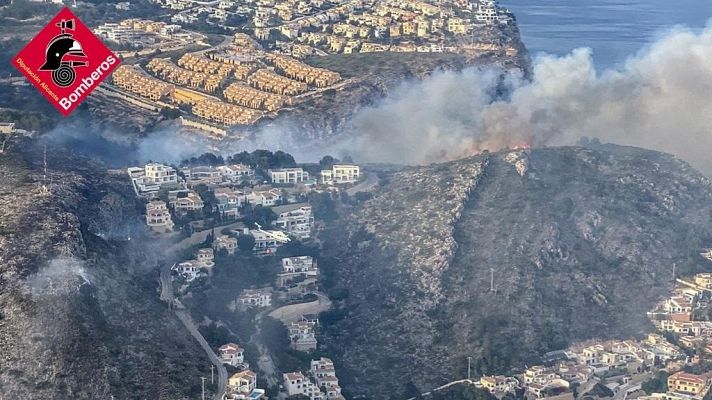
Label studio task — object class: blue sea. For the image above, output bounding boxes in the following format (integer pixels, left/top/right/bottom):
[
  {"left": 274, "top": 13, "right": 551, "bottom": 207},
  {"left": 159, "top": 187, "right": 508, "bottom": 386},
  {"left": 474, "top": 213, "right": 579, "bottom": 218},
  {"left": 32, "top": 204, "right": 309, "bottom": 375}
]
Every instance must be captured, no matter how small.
[{"left": 502, "top": 0, "right": 712, "bottom": 70}]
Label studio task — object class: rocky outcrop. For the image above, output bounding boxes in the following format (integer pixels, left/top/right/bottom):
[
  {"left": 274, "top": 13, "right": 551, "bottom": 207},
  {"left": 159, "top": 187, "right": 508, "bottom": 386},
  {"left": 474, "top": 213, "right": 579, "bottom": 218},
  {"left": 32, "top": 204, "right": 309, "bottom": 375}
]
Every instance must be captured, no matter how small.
[{"left": 319, "top": 145, "right": 712, "bottom": 398}]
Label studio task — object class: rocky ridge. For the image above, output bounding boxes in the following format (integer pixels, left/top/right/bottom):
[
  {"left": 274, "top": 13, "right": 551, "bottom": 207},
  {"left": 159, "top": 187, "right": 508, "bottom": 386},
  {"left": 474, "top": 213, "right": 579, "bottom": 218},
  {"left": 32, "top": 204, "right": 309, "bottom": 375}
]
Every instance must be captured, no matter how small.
[{"left": 319, "top": 144, "right": 712, "bottom": 398}]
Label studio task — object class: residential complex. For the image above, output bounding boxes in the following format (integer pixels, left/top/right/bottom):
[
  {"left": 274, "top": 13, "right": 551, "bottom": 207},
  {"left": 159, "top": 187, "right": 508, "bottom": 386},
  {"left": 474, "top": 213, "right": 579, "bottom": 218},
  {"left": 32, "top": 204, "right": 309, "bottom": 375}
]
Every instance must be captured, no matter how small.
[{"left": 283, "top": 358, "right": 346, "bottom": 400}]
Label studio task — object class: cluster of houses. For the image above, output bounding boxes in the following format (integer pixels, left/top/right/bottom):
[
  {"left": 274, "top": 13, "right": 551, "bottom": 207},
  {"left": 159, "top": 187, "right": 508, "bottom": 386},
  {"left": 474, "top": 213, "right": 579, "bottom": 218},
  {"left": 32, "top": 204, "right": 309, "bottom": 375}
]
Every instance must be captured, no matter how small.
[
  {"left": 236, "top": 255, "right": 318, "bottom": 307},
  {"left": 107, "top": 26, "right": 344, "bottom": 129},
  {"left": 93, "top": 18, "right": 202, "bottom": 54},
  {"left": 255, "top": 0, "right": 513, "bottom": 55},
  {"left": 284, "top": 357, "right": 346, "bottom": 399},
  {"left": 166, "top": 0, "right": 514, "bottom": 56},
  {"left": 130, "top": 162, "right": 335, "bottom": 243},
  {"left": 647, "top": 272, "right": 712, "bottom": 353},
  {"left": 477, "top": 255, "right": 712, "bottom": 400},
  {"left": 478, "top": 334, "right": 685, "bottom": 400},
  {"left": 219, "top": 343, "right": 268, "bottom": 400}
]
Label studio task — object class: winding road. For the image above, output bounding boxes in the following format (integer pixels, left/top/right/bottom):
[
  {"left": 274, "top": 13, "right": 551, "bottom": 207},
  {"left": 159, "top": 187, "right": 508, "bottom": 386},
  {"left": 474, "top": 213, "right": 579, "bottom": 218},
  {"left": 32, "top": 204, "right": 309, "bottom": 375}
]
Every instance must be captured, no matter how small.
[
  {"left": 346, "top": 172, "right": 379, "bottom": 196},
  {"left": 158, "top": 223, "right": 251, "bottom": 400},
  {"left": 268, "top": 292, "right": 332, "bottom": 324}
]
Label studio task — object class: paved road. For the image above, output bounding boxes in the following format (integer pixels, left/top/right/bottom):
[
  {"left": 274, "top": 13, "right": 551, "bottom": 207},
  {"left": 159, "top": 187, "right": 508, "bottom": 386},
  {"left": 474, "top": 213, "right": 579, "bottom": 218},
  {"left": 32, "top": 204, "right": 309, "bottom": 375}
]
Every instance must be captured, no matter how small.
[
  {"left": 159, "top": 262, "right": 175, "bottom": 303},
  {"left": 176, "top": 310, "right": 228, "bottom": 400},
  {"left": 158, "top": 222, "right": 249, "bottom": 400},
  {"left": 268, "top": 292, "right": 332, "bottom": 324},
  {"left": 346, "top": 172, "right": 379, "bottom": 196},
  {"left": 406, "top": 379, "right": 478, "bottom": 400}
]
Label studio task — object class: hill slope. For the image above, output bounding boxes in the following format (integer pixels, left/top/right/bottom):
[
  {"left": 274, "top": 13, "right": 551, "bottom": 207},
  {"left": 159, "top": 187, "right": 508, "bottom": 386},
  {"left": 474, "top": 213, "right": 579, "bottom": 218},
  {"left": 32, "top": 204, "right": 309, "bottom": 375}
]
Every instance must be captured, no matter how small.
[
  {"left": 0, "top": 140, "right": 209, "bottom": 399},
  {"left": 319, "top": 145, "right": 712, "bottom": 398}
]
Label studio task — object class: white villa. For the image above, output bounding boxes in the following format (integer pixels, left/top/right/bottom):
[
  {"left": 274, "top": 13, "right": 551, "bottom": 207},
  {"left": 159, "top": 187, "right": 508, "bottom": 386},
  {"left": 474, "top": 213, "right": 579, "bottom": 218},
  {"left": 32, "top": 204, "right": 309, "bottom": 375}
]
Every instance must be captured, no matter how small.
[
  {"left": 320, "top": 164, "right": 360, "bottom": 184},
  {"left": 246, "top": 188, "right": 282, "bottom": 207},
  {"left": 145, "top": 200, "right": 174, "bottom": 234},
  {"left": 214, "top": 188, "right": 247, "bottom": 218},
  {"left": 128, "top": 163, "right": 179, "bottom": 197},
  {"left": 218, "top": 343, "right": 245, "bottom": 367},
  {"left": 168, "top": 189, "right": 204, "bottom": 214},
  {"left": 289, "top": 320, "right": 317, "bottom": 352},
  {"left": 175, "top": 260, "right": 201, "bottom": 281},
  {"left": 217, "top": 164, "right": 254, "bottom": 182},
  {"left": 238, "top": 287, "right": 272, "bottom": 308},
  {"left": 283, "top": 372, "right": 324, "bottom": 399},
  {"left": 181, "top": 166, "right": 223, "bottom": 187},
  {"left": 277, "top": 256, "right": 319, "bottom": 288},
  {"left": 272, "top": 203, "right": 314, "bottom": 240},
  {"left": 269, "top": 168, "right": 309, "bottom": 184},
  {"left": 214, "top": 234, "right": 238, "bottom": 255}
]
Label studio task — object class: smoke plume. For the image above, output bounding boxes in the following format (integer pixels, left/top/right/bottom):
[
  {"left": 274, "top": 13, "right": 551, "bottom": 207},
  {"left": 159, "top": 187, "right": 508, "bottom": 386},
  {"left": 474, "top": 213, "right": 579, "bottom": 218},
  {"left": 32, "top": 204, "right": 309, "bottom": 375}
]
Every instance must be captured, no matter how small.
[
  {"left": 25, "top": 257, "right": 91, "bottom": 298},
  {"left": 44, "top": 24, "right": 712, "bottom": 174},
  {"left": 341, "top": 24, "right": 712, "bottom": 173}
]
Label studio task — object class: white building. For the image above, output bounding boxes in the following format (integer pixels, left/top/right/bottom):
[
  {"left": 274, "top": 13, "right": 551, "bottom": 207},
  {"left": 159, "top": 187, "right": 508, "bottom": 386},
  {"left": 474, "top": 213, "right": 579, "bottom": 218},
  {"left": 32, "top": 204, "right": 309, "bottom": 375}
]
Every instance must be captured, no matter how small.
[
  {"left": 196, "top": 248, "right": 215, "bottom": 269},
  {"left": 214, "top": 188, "right": 247, "bottom": 218},
  {"left": 217, "top": 164, "right": 254, "bottom": 182},
  {"left": 214, "top": 235, "right": 238, "bottom": 255},
  {"left": 218, "top": 343, "right": 245, "bottom": 367},
  {"left": 311, "top": 358, "right": 345, "bottom": 400},
  {"left": 174, "top": 260, "right": 201, "bottom": 281},
  {"left": 249, "top": 228, "right": 290, "bottom": 255},
  {"left": 278, "top": 256, "right": 319, "bottom": 288},
  {"left": 289, "top": 320, "right": 317, "bottom": 352},
  {"left": 320, "top": 164, "right": 360, "bottom": 184},
  {"left": 145, "top": 200, "right": 174, "bottom": 233},
  {"left": 168, "top": 189, "right": 204, "bottom": 214},
  {"left": 282, "top": 256, "right": 317, "bottom": 274},
  {"left": 283, "top": 372, "right": 324, "bottom": 399},
  {"left": 128, "top": 163, "right": 179, "bottom": 197},
  {"left": 269, "top": 168, "right": 309, "bottom": 184},
  {"left": 272, "top": 204, "right": 314, "bottom": 239},
  {"left": 246, "top": 189, "right": 282, "bottom": 207},
  {"left": 475, "top": 0, "right": 510, "bottom": 24},
  {"left": 0, "top": 122, "right": 15, "bottom": 135},
  {"left": 226, "top": 370, "right": 259, "bottom": 399},
  {"left": 182, "top": 166, "right": 224, "bottom": 187},
  {"left": 238, "top": 288, "right": 272, "bottom": 308}
]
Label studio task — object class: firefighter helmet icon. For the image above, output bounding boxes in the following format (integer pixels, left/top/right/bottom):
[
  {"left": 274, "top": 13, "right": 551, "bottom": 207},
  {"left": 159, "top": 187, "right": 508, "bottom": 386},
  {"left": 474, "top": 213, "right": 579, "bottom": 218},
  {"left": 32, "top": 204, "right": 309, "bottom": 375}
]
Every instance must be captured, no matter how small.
[{"left": 38, "top": 19, "right": 88, "bottom": 87}]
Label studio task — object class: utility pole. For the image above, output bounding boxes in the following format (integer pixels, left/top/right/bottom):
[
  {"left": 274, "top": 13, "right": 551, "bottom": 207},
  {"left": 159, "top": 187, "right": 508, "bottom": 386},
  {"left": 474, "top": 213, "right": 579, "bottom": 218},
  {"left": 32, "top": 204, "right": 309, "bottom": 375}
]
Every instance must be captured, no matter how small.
[
  {"left": 41, "top": 145, "right": 49, "bottom": 195},
  {"left": 672, "top": 263, "right": 677, "bottom": 281},
  {"left": 467, "top": 356, "right": 472, "bottom": 380},
  {"left": 490, "top": 268, "right": 494, "bottom": 292},
  {"left": 201, "top": 376, "right": 206, "bottom": 400}
]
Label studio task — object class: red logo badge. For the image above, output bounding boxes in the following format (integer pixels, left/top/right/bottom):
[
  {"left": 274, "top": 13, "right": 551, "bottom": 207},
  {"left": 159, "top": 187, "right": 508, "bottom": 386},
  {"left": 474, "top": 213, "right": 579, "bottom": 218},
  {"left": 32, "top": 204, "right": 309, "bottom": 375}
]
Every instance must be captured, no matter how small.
[{"left": 12, "top": 7, "right": 120, "bottom": 116}]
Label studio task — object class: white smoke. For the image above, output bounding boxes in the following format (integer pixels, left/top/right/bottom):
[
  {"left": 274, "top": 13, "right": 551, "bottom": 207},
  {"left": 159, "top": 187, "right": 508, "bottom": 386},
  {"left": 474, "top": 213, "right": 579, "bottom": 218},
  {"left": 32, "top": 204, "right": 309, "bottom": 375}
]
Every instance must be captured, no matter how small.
[
  {"left": 339, "top": 24, "right": 712, "bottom": 173},
  {"left": 25, "top": 257, "right": 92, "bottom": 298},
  {"left": 46, "top": 24, "right": 712, "bottom": 173}
]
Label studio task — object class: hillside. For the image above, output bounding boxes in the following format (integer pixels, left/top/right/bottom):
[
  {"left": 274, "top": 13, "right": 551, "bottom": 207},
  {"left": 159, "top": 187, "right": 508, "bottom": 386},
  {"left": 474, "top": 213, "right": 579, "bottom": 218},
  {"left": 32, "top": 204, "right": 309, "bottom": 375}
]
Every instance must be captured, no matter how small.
[
  {"left": 318, "top": 144, "right": 712, "bottom": 398},
  {"left": 0, "top": 138, "right": 210, "bottom": 399}
]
